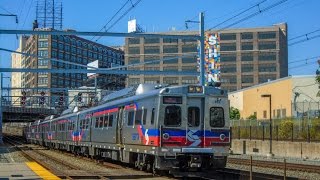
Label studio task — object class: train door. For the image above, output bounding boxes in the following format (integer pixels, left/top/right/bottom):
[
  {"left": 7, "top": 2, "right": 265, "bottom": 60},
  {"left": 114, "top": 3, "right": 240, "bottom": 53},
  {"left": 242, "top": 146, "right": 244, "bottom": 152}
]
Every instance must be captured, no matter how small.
[
  {"left": 186, "top": 97, "right": 204, "bottom": 147},
  {"left": 116, "top": 106, "right": 124, "bottom": 145}
]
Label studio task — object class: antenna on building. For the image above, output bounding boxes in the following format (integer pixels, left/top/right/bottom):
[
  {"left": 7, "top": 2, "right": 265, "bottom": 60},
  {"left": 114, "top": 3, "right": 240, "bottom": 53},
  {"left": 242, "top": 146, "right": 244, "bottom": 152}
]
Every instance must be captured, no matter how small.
[{"left": 36, "top": 0, "right": 63, "bottom": 30}]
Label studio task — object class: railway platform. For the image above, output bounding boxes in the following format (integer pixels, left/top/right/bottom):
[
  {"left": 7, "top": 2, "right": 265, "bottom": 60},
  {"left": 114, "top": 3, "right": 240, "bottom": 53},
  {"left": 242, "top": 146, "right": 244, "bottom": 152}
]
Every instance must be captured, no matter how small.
[{"left": 0, "top": 162, "right": 60, "bottom": 180}]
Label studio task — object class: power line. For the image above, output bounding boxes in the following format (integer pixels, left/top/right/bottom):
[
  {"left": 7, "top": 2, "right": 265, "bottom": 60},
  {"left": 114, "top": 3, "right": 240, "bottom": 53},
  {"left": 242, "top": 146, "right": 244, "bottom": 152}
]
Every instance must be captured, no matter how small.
[
  {"left": 209, "top": 0, "right": 290, "bottom": 32},
  {"left": 92, "top": 0, "right": 130, "bottom": 41},
  {"left": 208, "top": 0, "right": 268, "bottom": 31},
  {"left": 95, "top": 0, "right": 142, "bottom": 42},
  {"left": 289, "top": 34, "right": 320, "bottom": 46},
  {"left": 22, "top": 0, "right": 34, "bottom": 29},
  {"left": 288, "top": 55, "right": 320, "bottom": 64},
  {"left": 289, "top": 28, "right": 320, "bottom": 41},
  {"left": 0, "top": 6, "right": 15, "bottom": 15}
]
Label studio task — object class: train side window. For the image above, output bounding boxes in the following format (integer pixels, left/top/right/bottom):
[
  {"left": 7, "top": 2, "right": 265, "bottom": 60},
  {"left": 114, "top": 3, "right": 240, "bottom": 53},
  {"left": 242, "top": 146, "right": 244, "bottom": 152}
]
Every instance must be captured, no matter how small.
[
  {"left": 95, "top": 117, "right": 99, "bottom": 128},
  {"left": 104, "top": 114, "right": 109, "bottom": 128},
  {"left": 210, "top": 107, "right": 225, "bottom": 127},
  {"left": 85, "top": 119, "right": 89, "bottom": 129},
  {"left": 99, "top": 116, "right": 104, "bottom": 128},
  {"left": 164, "top": 105, "right": 181, "bottom": 126},
  {"left": 151, "top": 108, "right": 155, "bottom": 125},
  {"left": 135, "top": 109, "right": 143, "bottom": 125},
  {"left": 109, "top": 114, "right": 113, "bottom": 127},
  {"left": 188, "top": 107, "right": 200, "bottom": 127},
  {"left": 142, "top": 109, "right": 147, "bottom": 125},
  {"left": 127, "top": 111, "right": 134, "bottom": 126}
]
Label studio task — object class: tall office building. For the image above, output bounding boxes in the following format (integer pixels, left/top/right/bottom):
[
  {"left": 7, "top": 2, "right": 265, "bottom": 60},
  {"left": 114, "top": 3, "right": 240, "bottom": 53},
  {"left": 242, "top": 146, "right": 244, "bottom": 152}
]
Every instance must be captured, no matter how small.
[
  {"left": 124, "top": 23, "right": 288, "bottom": 92},
  {"left": 11, "top": 36, "right": 28, "bottom": 104},
  {"left": 19, "top": 28, "right": 125, "bottom": 106}
]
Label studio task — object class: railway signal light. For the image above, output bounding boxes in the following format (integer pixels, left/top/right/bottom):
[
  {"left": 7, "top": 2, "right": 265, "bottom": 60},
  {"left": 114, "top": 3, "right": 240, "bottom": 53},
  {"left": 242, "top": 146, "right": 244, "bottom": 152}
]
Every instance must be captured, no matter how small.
[
  {"left": 39, "top": 91, "right": 45, "bottom": 105},
  {"left": 21, "top": 91, "right": 26, "bottom": 105},
  {"left": 58, "top": 93, "right": 64, "bottom": 106},
  {"left": 77, "top": 92, "right": 82, "bottom": 102}
]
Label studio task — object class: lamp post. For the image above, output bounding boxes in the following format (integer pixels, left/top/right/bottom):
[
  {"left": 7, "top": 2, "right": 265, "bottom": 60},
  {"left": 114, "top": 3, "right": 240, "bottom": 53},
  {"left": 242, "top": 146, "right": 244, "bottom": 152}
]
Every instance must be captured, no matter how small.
[{"left": 261, "top": 94, "right": 273, "bottom": 157}]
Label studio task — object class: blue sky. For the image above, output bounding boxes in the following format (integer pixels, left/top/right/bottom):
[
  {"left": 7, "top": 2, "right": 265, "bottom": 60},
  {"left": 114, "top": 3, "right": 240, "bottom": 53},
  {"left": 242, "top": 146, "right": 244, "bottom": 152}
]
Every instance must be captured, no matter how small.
[{"left": 1, "top": 0, "right": 320, "bottom": 86}]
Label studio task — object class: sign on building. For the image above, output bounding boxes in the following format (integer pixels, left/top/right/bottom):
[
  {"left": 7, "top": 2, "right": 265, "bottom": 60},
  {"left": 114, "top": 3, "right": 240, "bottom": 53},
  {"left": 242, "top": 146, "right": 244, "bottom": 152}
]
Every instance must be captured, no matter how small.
[
  {"left": 128, "top": 19, "right": 137, "bottom": 33},
  {"left": 87, "top": 60, "right": 99, "bottom": 78}
]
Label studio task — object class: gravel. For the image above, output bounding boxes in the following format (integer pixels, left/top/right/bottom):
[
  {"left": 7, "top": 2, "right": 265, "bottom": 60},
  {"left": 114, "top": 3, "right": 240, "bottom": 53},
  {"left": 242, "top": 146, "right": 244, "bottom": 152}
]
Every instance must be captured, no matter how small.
[{"left": 228, "top": 154, "right": 320, "bottom": 180}]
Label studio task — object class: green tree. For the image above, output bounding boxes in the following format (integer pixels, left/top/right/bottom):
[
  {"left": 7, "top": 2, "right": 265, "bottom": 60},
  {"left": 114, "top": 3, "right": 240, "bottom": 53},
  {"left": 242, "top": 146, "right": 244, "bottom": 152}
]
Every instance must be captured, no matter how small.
[
  {"left": 247, "top": 114, "right": 257, "bottom": 120},
  {"left": 230, "top": 107, "right": 240, "bottom": 120}
]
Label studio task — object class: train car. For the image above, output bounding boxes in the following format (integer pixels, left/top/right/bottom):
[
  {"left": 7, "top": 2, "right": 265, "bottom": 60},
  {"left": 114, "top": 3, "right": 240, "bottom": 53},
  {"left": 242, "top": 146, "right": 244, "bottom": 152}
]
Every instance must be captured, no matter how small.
[{"left": 25, "top": 84, "right": 230, "bottom": 174}]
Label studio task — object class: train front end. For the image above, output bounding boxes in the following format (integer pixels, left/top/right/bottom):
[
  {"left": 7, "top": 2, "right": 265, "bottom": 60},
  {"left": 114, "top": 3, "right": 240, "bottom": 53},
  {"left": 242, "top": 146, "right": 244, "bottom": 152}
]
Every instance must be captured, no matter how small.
[{"left": 156, "top": 85, "right": 230, "bottom": 172}]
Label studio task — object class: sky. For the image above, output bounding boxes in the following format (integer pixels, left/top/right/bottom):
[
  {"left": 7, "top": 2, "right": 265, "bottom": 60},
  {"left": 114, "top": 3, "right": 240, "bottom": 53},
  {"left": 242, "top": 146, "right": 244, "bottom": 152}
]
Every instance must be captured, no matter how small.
[{"left": 0, "top": 0, "right": 320, "bottom": 86}]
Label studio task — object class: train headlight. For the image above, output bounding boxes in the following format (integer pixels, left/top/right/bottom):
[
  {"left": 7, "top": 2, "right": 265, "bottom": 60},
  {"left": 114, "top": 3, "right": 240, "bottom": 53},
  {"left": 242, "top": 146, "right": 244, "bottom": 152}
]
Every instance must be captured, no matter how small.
[
  {"left": 220, "top": 134, "right": 226, "bottom": 141},
  {"left": 195, "top": 86, "right": 203, "bottom": 93},
  {"left": 162, "top": 133, "right": 170, "bottom": 140},
  {"left": 188, "top": 85, "right": 203, "bottom": 93},
  {"left": 188, "top": 86, "right": 195, "bottom": 93}
]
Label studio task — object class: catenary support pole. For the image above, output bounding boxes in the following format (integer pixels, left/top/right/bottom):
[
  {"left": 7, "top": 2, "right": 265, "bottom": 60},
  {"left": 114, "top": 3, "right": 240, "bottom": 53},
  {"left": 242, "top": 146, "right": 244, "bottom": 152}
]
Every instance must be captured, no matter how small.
[{"left": 199, "top": 12, "right": 205, "bottom": 86}]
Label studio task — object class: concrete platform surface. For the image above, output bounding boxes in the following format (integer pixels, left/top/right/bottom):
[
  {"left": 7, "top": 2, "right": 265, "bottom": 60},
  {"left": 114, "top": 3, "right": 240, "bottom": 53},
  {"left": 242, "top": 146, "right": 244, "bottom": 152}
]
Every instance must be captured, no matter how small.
[{"left": 0, "top": 162, "right": 60, "bottom": 180}]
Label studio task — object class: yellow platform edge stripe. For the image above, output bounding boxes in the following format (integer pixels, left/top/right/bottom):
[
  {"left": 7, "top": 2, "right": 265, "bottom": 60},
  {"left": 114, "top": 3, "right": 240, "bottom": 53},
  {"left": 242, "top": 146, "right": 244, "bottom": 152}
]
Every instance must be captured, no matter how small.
[{"left": 26, "top": 162, "right": 61, "bottom": 180}]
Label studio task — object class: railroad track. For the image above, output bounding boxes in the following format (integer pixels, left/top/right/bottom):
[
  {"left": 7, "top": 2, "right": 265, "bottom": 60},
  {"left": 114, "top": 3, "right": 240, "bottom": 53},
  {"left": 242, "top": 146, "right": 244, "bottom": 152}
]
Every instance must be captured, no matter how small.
[{"left": 228, "top": 157, "right": 320, "bottom": 174}]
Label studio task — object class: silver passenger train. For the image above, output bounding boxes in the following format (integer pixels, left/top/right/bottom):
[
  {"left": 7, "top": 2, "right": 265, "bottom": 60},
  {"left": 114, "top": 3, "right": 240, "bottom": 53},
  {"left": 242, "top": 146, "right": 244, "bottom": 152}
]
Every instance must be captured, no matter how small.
[{"left": 24, "top": 84, "right": 230, "bottom": 174}]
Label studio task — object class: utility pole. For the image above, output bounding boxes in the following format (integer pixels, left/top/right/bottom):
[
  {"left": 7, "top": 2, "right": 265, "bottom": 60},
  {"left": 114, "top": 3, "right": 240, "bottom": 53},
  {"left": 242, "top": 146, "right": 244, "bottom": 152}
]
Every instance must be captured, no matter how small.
[{"left": 199, "top": 12, "right": 205, "bottom": 86}]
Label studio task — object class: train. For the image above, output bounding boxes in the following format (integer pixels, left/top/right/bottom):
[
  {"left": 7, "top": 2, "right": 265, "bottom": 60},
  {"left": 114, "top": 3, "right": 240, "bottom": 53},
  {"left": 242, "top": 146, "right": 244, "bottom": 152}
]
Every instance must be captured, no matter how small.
[{"left": 24, "top": 84, "right": 230, "bottom": 174}]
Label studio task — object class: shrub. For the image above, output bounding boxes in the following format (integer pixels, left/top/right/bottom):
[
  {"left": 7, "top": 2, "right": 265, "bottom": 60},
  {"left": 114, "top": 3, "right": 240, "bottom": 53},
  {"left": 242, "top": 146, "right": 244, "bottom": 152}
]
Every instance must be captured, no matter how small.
[{"left": 279, "top": 119, "right": 293, "bottom": 139}]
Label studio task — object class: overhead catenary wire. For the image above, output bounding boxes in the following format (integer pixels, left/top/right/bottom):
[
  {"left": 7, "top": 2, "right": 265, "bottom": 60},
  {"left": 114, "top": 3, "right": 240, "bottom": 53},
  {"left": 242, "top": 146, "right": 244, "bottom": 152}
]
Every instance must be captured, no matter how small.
[
  {"left": 208, "top": 0, "right": 290, "bottom": 32},
  {"left": 95, "top": 0, "right": 142, "bottom": 42},
  {"left": 22, "top": 0, "right": 34, "bottom": 29},
  {"left": 92, "top": 0, "right": 131, "bottom": 41}
]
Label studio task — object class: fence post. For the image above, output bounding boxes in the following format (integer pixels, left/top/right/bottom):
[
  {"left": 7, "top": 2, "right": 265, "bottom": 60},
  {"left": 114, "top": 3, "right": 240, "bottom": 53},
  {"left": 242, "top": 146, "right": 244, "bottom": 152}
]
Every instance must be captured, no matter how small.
[
  {"left": 250, "top": 126, "right": 252, "bottom": 140},
  {"left": 262, "top": 125, "right": 265, "bottom": 141},
  {"left": 308, "top": 125, "right": 310, "bottom": 143},
  {"left": 276, "top": 125, "right": 278, "bottom": 141},
  {"left": 291, "top": 124, "right": 294, "bottom": 142},
  {"left": 238, "top": 126, "right": 240, "bottom": 140}
]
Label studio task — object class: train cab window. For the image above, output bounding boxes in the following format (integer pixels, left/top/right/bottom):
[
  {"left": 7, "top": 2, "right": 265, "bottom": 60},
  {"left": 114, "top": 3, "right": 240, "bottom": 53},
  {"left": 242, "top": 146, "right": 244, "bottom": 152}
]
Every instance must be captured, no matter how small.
[
  {"left": 104, "top": 115, "right": 109, "bottom": 127},
  {"left": 85, "top": 119, "right": 89, "bottom": 129},
  {"left": 164, "top": 106, "right": 181, "bottom": 126},
  {"left": 210, "top": 107, "right": 225, "bottom": 127},
  {"left": 135, "top": 109, "right": 143, "bottom": 125},
  {"left": 127, "top": 111, "right": 135, "bottom": 126},
  {"left": 188, "top": 107, "right": 200, "bottom": 127},
  {"left": 109, "top": 114, "right": 113, "bottom": 127},
  {"left": 142, "top": 109, "right": 147, "bottom": 125}
]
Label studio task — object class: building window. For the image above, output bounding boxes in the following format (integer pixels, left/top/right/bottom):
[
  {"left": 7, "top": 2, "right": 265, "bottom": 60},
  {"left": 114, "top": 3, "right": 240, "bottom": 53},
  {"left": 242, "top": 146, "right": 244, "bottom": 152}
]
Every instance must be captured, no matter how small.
[
  {"left": 163, "top": 66, "right": 178, "bottom": 71},
  {"left": 241, "top": 75, "right": 253, "bottom": 83},
  {"left": 128, "top": 78, "right": 140, "bottom": 85},
  {"left": 282, "top": 109, "right": 286, "bottom": 117},
  {"left": 38, "top": 41, "right": 48, "bottom": 48},
  {"left": 58, "top": 52, "right": 64, "bottom": 59},
  {"left": 163, "top": 56, "right": 178, "bottom": 64},
  {"left": 128, "top": 47, "right": 140, "bottom": 54},
  {"left": 241, "top": 64, "right": 253, "bottom": 72},
  {"left": 38, "top": 50, "right": 48, "bottom": 57},
  {"left": 144, "top": 38, "right": 159, "bottom": 44},
  {"left": 182, "top": 44, "right": 197, "bottom": 52},
  {"left": 241, "top": 33, "right": 253, "bottom": 40},
  {"left": 65, "top": 45, "right": 70, "bottom": 51},
  {"left": 277, "top": 109, "right": 281, "bottom": 118},
  {"left": 263, "top": 110, "right": 267, "bottom": 118},
  {"left": 258, "top": 31, "right": 276, "bottom": 39},
  {"left": 144, "top": 46, "right": 159, "bottom": 54},
  {"left": 52, "top": 41, "right": 57, "bottom": 48},
  {"left": 38, "top": 59, "right": 49, "bottom": 66},
  {"left": 182, "top": 77, "right": 197, "bottom": 84},
  {"left": 221, "top": 75, "right": 237, "bottom": 83},
  {"left": 258, "top": 74, "right": 276, "bottom": 83},
  {"left": 182, "top": 57, "right": 196, "bottom": 63},
  {"left": 163, "top": 38, "right": 178, "bottom": 43},
  {"left": 259, "top": 52, "right": 276, "bottom": 61},
  {"left": 51, "top": 50, "right": 57, "bottom": 58},
  {"left": 38, "top": 77, "right": 48, "bottom": 85},
  {"left": 128, "top": 38, "right": 140, "bottom": 44},
  {"left": 259, "top": 41, "right": 276, "bottom": 50},
  {"left": 38, "top": 34, "right": 48, "bottom": 39},
  {"left": 258, "top": 64, "right": 277, "bottom": 72},
  {"left": 220, "top": 64, "right": 237, "bottom": 73},
  {"left": 164, "top": 77, "right": 179, "bottom": 85},
  {"left": 163, "top": 45, "right": 178, "bottom": 53},
  {"left": 220, "top": 33, "right": 236, "bottom": 41},
  {"left": 144, "top": 77, "right": 160, "bottom": 84},
  {"left": 144, "top": 56, "right": 159, "bottom": 65},
  {"left": 181, "top": 66, "right": 197, "bottom": 72},
  {"left": 241, "top": 42, "right": 253, "bottom": 50},
  {"left": 221, "top": 43, "right": 236, "bottom": 51},
  {"left": 220, "top": 53, "right": 236, "bottom": 62},
  {"left": 241, "top": 53, "right": 253, "bottom": 61}
]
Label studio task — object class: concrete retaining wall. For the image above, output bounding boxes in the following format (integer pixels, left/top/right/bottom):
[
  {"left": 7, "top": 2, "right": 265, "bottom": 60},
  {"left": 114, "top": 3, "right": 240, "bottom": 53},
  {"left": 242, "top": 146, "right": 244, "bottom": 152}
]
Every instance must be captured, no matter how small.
[{"left": 231, "top": 140, "right": 320, "bottom": 160}]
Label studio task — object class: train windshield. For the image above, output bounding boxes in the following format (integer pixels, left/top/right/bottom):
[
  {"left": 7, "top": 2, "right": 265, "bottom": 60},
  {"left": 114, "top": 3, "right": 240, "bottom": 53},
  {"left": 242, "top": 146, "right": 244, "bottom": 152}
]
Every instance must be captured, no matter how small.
[
  {"left": 164, "top": 105, "right": 181, "bottom": 126},
  {"left": 210, "top": 107, "right": 225, "bottom": 127}
]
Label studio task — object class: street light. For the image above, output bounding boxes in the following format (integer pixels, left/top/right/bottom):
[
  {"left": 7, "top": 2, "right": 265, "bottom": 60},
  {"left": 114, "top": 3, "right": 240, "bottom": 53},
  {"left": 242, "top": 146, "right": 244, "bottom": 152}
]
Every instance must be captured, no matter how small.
[{"left": 261, "top": 94, "right": 273, "bottom": 157}]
